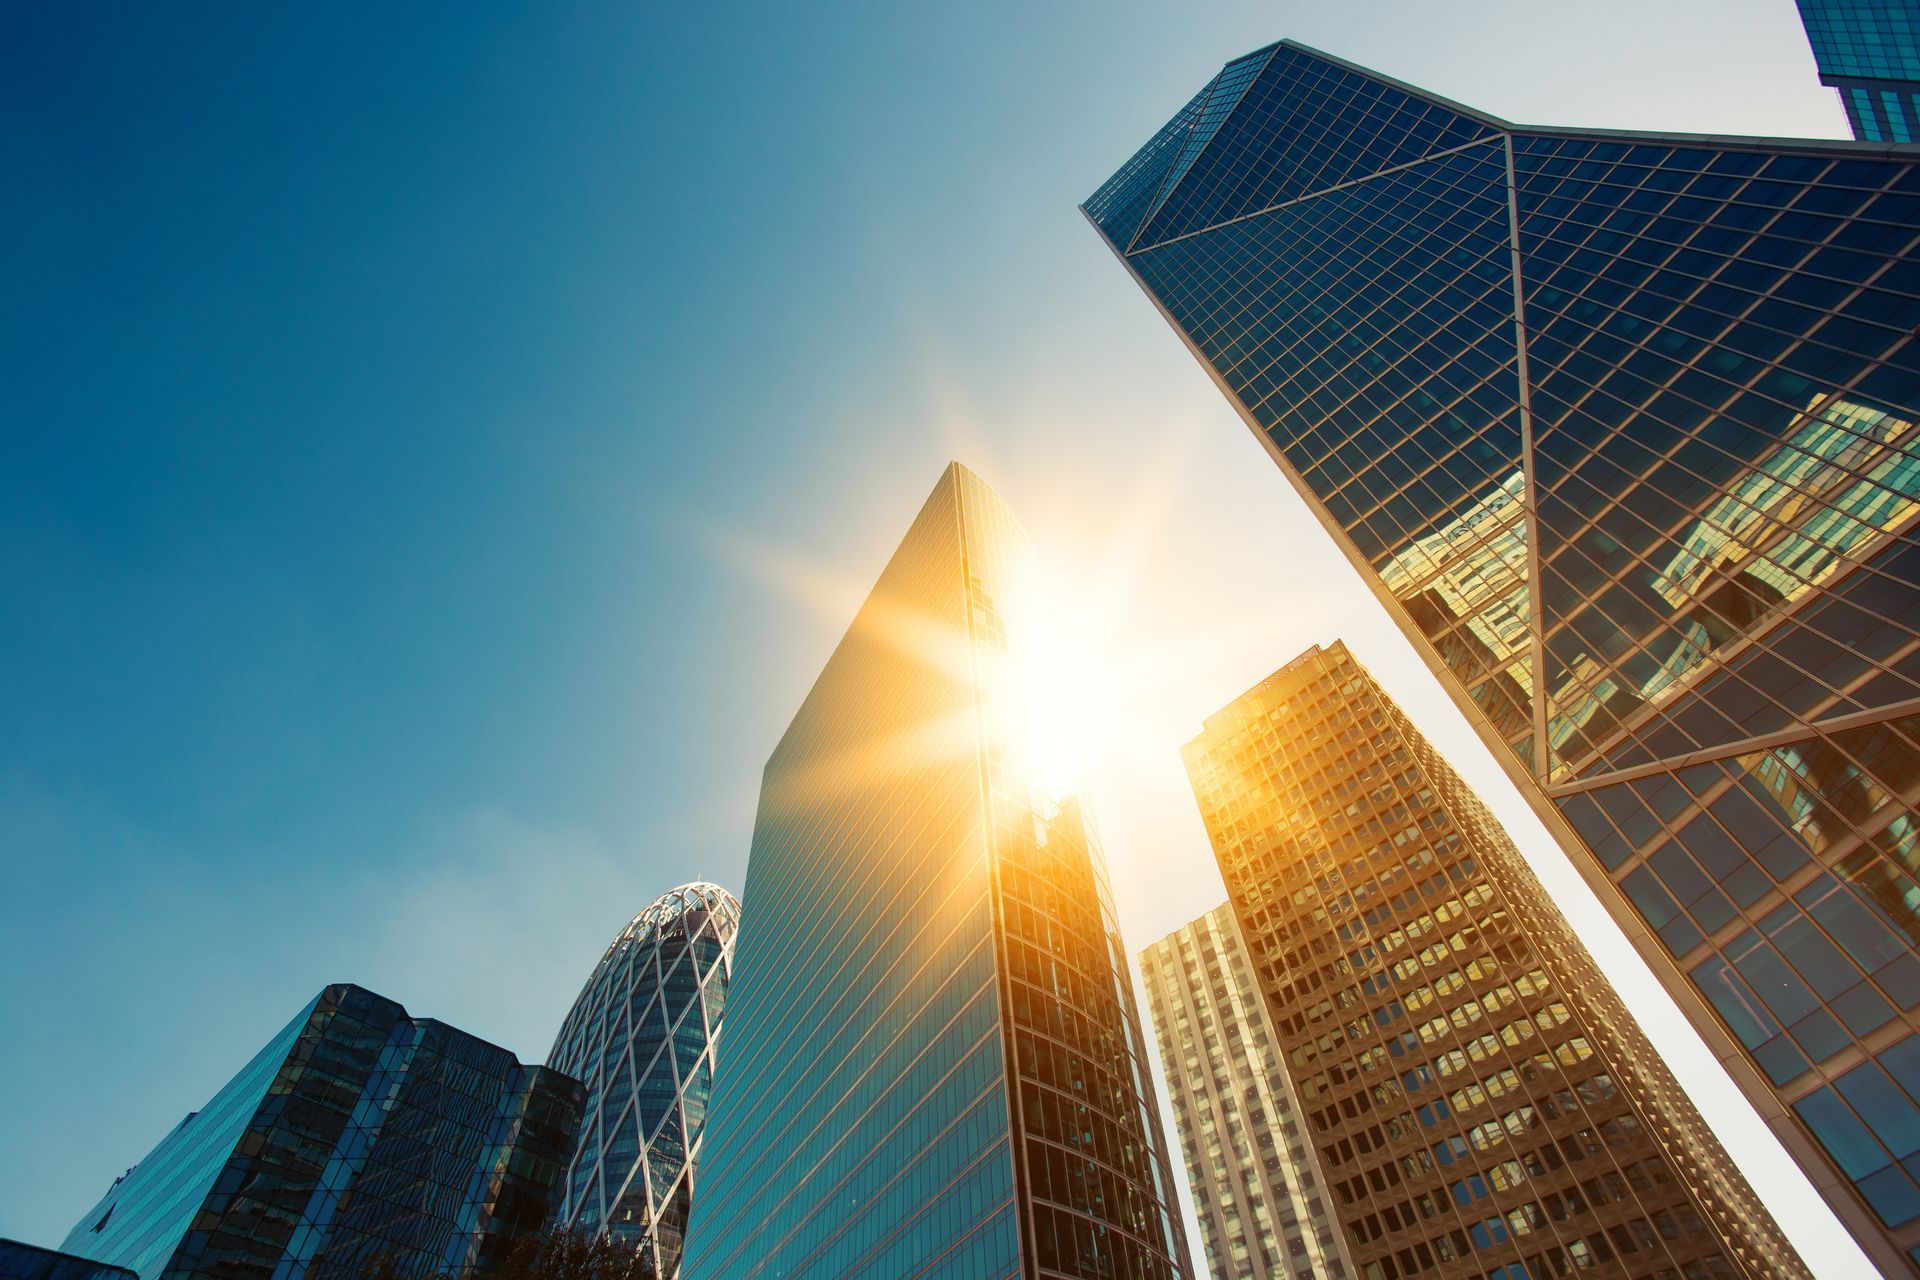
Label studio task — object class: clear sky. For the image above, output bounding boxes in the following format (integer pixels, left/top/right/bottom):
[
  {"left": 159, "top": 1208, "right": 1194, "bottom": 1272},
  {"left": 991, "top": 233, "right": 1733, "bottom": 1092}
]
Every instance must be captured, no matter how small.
[{"left": 0, "top": 2, "right": 1875, "bottom": 1274}]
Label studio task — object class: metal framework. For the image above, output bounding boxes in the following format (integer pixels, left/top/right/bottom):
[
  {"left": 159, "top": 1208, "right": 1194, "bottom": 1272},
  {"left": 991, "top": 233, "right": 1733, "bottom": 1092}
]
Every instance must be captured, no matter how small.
[
  {"left": 548, "top": 882, "right": 740, "bottom": 1278},
  {"left": 1085, "top": 39, "right": 1920, "bottom": 1275}
]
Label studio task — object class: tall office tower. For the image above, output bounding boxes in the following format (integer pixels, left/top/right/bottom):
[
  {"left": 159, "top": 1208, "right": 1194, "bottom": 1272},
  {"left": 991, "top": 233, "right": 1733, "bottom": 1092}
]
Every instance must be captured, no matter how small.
[
  {"left": 1085, "top": 39, "right": 1920, "bottom": 1272},
  {"left": 1793, "top": 0, "right": 1920, "bottom": 143},
  {"left": 546, "top": 881, "right": 740, "bottom": 1277},
  {"left": 1140, "top": 905, "right": 1357, "bottom": 1280},
  {"left": 679, "top": 463, "right": 1190, "bottom": 1280},
  {"left": 59, "top": 984, "right": 579, "bottom": 1280},
  {"left": 1181, "top": 642, "right": 1805, "bottom": 1280}
]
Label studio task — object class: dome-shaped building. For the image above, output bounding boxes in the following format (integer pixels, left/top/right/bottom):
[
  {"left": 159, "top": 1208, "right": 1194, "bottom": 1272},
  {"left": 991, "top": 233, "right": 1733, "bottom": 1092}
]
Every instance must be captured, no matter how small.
[{"left": 548, "top": 882, "right": 739, "bottom": 1277}]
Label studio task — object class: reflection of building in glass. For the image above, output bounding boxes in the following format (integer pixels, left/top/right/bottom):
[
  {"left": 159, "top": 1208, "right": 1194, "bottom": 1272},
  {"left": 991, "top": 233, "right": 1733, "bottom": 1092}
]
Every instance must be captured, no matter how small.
[
  {"left": 1141, "top": 906, "right": 1356, "bottom": 1280},
  {"left": 58, "top": 984, "right": 579, "bottom": 1280},
  {"left": 680, "top": 464, "right": 1189, "bottom": 1280},
  {"left": 1552, "top": 394, "right": 1919, "bottom": 758},
  {"left": 1378, "top": 470, "right": 1534, "bottom": 751},
  {"left": 1650, "top": 394, "right": 1918, "bottom": 649},
  {"left": 1792, "top": 0, "right": 1920, "bottom": 142},
  {"left": 1182, "top": 643, "right": 1804, "bottom": 1280},
  {"left": 547, "top": 883, "right": 739, "bottom": 1278},
  {"left": 1087, "top": 40, "right": 1920, "bottom": 1272}
]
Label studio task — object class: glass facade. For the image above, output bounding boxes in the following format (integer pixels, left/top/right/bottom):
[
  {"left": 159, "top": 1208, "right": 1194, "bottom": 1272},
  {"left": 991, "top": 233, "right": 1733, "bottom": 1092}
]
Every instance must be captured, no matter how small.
[
  {"left": 1182, "top": 643, "right": 1805, "bottom": 1280},
  {"left": 1793, "top": 0, "right": 1920, "bottom": 142},
  {"left": 1141, "top": 906, "right": 1356, "bottom": 1280},
  {"left": 58, "top": 984, "right": 579, "bottom": 1280},
  {"left": 679, "top": 463, "right": 1189, "bottom": 1280},
  {"left": 1086, "top": 40, "right": 1920, "bottom": 1272},
  {"left": 0, "top": 1240, "right": 137, "bottom": 1280},
  {"left": 546, "top": 881, "right": 740, "bottom": 1277}
]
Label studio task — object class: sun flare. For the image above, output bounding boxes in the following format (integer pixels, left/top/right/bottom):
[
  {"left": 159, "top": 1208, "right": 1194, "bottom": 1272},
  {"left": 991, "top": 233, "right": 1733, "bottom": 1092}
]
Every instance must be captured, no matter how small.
[{"left": 1007, "top": 593, "right": 1108, "bottom": 799}]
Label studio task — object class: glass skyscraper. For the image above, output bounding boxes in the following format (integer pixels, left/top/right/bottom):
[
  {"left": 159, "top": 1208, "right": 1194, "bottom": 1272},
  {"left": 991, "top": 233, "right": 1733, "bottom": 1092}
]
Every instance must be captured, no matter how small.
[
  {"left": 1183, "top": 642, "right": 1805, "bottom": 1280},
  {"left": 546, "top": 881, "right": 740, "bottom": 1277},
  {"left": 57, "top": 983, "right": 579, "bottom": 1280},
  {"left": 1793, "top": 0, "right": 1920, "bottom": 143},
  {"left": 1141, "top": 905, "right": 1356, "bottom": 1280},
  {"left": 1086, "top": 40, "right": 1920, "bottom": 1272},
  {"left": 679, "top": 463, "right": 1189, "bottom": 1280}
]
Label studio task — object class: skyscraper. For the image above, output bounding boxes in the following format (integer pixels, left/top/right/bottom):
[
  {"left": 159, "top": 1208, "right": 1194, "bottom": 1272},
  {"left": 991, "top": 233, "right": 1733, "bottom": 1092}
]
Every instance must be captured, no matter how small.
[
  {"left": 1085, "top": 40, "right": 1920, "bottom": 1272},
  {"left": 1183, "top": 642, "right": 1806, "bottom": 1280},
  {"left": 58, "top": 984, "right": 578, "bottom": 1280},
  {"left": 1793, "top": 0, "right": 1920, "bottom": 143},
  {"left": 679, "top": 463, "right": 1190, "bottom": 1280},
  {"left": 546, "top": 882, "right": 740, "bottom": 1278},
  {"left": 1140, "top": 905, "right": 1357, "bottom": 1280}
]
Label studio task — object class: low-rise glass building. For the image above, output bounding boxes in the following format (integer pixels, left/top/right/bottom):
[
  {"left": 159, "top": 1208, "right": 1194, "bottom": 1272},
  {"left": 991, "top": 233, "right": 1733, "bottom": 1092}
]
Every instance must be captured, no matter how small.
[{"left": 58, "top": 984, "right": 579, "bottom": 1280}]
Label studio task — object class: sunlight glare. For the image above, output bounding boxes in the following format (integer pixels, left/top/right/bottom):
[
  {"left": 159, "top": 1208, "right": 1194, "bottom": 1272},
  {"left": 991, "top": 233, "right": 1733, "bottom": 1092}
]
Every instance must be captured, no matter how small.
[{"left": 1007, "top": 583, "right": 1114, "bottom": 800}]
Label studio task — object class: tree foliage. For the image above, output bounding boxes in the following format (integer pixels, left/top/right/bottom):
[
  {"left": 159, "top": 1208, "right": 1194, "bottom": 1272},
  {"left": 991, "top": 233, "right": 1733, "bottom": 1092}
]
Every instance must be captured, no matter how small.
[
  {"left": 487, "top": 1229, "right": 653, "bottom": 1280},
  {"left": 354, "top": 1227, "right": 651, "bottom": 1280}
]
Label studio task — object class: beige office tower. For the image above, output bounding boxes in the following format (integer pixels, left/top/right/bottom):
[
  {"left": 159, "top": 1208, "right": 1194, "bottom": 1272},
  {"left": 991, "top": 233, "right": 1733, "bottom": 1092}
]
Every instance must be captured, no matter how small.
[
  {"left": 1141, "top": 903, "right": 1359, "bottom": 1280},
  {"left": 1181, "top": 641, "right": 1806, "bottom": 1280}
]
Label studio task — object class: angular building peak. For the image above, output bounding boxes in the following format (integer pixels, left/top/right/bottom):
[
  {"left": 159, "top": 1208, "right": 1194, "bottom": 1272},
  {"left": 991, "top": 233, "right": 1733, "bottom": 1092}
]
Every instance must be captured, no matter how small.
[
  {"left": 1088, "top": 41, "right": 1920, "bottom": 1276},
  {"left": 681, "top": 463, "right": 1189, "bottom": 1279},
  {"left": 1129, "top": 47, "right": 1281, "bottom": 243},
  {"left": 1085, "top": 81, "right": 1214, "bottom": 249},
  {"left": 1088, "top": 42, "right": 1501, "bottom": 255}
]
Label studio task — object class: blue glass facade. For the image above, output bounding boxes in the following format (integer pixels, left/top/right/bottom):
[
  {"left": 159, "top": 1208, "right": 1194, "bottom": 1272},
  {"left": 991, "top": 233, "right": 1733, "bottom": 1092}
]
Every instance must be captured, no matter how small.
[
  {"left": 0, "top": 1240, "right": 137, "bottom": 1280},
  {"left": 1087, "top": 40, "right": 1920, "bottom": 1274},
  {"left": 679, "top": 464, "right": 1188, "bottom": 1280},
  {"left": 547, "top": 882, "right": 740, "bottom": 1277},
  {"left": 58, "top": 984, "right": 579, "bottom": 1280},
  {"left": 1794, "top": 0, "right": 1920, "bottom": 142}
]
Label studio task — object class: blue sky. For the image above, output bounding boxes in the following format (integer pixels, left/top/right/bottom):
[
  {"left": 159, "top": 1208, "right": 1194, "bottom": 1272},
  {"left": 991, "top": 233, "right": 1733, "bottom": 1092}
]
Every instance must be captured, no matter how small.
[{"left": 0, "top": 2, "right": 1874, "bottom": 1272}]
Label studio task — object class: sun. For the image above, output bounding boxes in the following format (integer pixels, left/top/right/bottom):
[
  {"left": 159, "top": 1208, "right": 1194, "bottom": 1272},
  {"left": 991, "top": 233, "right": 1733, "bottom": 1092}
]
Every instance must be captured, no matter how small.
[{"left": 1005, "top": 575, "right": 1119, "bottom": 801}]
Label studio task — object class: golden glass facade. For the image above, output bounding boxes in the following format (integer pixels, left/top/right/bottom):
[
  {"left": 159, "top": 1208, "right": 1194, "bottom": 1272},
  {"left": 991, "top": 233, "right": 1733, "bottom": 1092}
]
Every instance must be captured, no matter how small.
[
  {"left": 1142, "top": 905, "right": 1357, "bottom": 1280},
  {"left": 1182, "top": 643, "right": 1804, "bottom": 1280},
  {"left": 680, "top": 463, "right": 1188, "bottom": 1280}
]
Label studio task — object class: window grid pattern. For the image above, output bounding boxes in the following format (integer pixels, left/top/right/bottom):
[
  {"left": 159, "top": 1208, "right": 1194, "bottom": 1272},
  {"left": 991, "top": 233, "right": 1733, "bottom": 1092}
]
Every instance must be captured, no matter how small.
[
  {"left": 1837, "top": 77, "right": 1920, "bottom": 144},
  {"left": 680, "top": 465, "right": 1187, "bottom": 1280},
  {"left": 1793, "top": 0, "right": 1920, "bottom": 141},
  {"left": 1141, "top": 904, "right": 1357, "bottom": 1280},
  {"left": 1128, "top": 47, "right": 1277, "bottom": 250},
  {"left": 547, "top": 882, "right": 740, "bottom": 1278},
  {"left": 1180, "top": 643, "right": 1798, "bottom": 1280},
  {"left": 1132, "top": 46, "right": 1499, "bottom": 252},
  {"left": 1797, "top": 0, "right": 1920, "bottom": 82},
  {"left": 1086, "top": 39, "right": 1920, "bottom": 1271},
  {"left": 956, "top": 471, "right": 1191, "bottom": 1280},
  {"left": 0, "top": 1239, "right": 139, "bottom": 1280},
  {"left": 59, "top": 985, "right": 579, "bottom": 1280}
]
